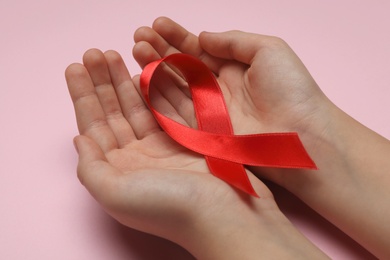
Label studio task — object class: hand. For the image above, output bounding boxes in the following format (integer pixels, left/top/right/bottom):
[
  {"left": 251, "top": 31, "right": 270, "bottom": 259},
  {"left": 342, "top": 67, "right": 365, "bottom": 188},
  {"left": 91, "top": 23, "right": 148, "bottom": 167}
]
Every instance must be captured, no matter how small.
[
  {"left": 133, "top": 17, "right": 390, "bottom": 259},
  {"left": 65, "top": 49, "right": 326, "bottom": 259},
  {"left": 132, "top": 17, "right": 335, "bottom": 188}
]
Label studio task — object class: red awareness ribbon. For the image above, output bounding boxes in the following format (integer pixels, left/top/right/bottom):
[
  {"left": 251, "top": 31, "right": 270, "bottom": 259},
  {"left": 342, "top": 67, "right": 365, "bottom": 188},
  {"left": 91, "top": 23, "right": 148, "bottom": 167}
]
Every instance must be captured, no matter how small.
[{"left": 140, "top": 53, "right": 317, "bottom": 197}]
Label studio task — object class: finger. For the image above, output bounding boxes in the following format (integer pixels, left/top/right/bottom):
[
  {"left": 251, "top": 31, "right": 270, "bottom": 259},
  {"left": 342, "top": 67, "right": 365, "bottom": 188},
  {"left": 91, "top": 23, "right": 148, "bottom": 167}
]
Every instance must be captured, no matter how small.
[
  {"left": 133, "top": 41, "right": 191, "bottom": 98},
  {"left": 132, "top": 74, "right": 190, "bottom": 127},
  {"left": 154, "top": 79, "right": 197, "bottom": 128},
  {"left": 133, "top": 40, "right": 163, "bottom": 68},
  {"left": 134, "top": 17, "right": 224, "bottom": 73},
  {"left": 199, "top": 31, "right": 281, "bottom": 65},
  {"left": 134, "top": 26, "right": 178, "bottom": 60},
  {"left": 103, "top": 50, "right": 151, "bottom": 145},
  {"left": 104, "top": 50, "right": 161, "bottom": 140},
  {"left": 133, "top": 26, "right": 195, "bottom": 85},
  {"left": 73, "top": 135, "right": 121, "bottom": 208},
  {"left": 133, "top": 42, "right": 197, "bottom": 127},
  {"left": 152, "top": 17, "right": 200, "bottom": 55},
  {"left": 65, "top": 63, "right": 117, "bottom": 152},
  {"left": 83, "top": 49, "right": 135, "bottom": 147}
]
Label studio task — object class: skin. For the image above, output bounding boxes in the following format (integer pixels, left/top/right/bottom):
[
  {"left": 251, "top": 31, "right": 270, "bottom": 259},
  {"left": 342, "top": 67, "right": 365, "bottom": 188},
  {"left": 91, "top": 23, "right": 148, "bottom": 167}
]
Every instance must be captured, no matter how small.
[
  {"left": 132, "top": 17, "right": 390, "bottom": 259},
  {"left": 65, "top": 15, "right": 390, "bottom": 259},
  {"left": 66, "top": 49, "right": 327, "bottom": 258}
]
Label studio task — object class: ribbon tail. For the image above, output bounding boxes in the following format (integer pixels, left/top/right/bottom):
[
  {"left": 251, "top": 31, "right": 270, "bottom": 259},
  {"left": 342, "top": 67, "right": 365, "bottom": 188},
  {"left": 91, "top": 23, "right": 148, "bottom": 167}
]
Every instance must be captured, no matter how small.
[
  {"left": 206, "top": 156, "right": 259, "bottom": 197},
  {"left": 154, "top": 112, "right": 317, "bottom": 169}
]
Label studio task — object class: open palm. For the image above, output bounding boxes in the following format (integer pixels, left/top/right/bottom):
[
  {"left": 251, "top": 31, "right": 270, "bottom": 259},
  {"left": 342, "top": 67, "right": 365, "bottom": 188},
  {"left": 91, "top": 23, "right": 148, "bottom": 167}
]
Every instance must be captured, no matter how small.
[
  {"left": 134, "top": 18, "right": 330, "bottom": 136},
  {"left": 65, "top": 48, "right": 275, "bottom": 245},
  {"left": 133, "top": 17, "right": 333, "bottom": 185}
]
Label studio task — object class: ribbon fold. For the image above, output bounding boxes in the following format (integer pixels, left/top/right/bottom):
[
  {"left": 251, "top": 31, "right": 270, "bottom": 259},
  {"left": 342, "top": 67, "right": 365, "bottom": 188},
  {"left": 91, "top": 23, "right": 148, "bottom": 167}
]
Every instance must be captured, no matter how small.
[{"left": 140, "top": 53, "right": 317, "bottom": 197}]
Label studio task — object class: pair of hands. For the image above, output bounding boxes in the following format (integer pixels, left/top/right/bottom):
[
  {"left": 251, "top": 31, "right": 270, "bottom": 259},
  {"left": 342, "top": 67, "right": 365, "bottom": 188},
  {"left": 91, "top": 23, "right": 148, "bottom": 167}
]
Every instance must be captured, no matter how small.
[{"left": 66, "top": 17, "right": 332, "bottom": 258}]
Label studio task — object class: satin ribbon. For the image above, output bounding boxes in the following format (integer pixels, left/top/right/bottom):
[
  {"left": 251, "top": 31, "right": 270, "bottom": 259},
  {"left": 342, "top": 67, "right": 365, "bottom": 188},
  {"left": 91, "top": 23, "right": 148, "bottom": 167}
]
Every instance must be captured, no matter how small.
[{"left": 140, "top": 53, "right": 317, "bottom": 197}]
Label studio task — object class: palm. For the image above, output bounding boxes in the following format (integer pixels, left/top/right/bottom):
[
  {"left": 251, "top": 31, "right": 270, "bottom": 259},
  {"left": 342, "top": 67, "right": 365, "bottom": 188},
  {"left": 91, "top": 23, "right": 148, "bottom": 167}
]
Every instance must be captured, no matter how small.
[
  {"left": 217, "top": 45, "right": 321, "bottom": 135},
  {"left": 105, "top": 131, "right": 205, "bottom": 174},
  {"left": 66, "top": 48, "right": 220, "bottom": 189},
  {"left": 66, "top": 48, "right": 275, "bottom": 241},
  {"left": 133, "top": 18, "right": 330, "bottom": 165}
]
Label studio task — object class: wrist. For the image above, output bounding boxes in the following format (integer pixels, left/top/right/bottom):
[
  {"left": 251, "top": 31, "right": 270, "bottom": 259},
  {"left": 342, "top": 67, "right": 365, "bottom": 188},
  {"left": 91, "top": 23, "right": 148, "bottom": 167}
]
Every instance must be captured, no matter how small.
[
  {"left": 258, "top": 99, "right": 390, "bottom": 259},
  {"left": 250, "top": 96, "right": 349, "bottom": 189},
  {"left": 183, "top": 197, "right": 328, "bottom": 259}
]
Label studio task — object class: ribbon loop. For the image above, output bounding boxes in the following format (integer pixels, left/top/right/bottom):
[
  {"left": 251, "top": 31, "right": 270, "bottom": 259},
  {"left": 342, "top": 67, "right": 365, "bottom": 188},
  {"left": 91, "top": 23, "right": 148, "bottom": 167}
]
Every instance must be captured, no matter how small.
[{"left": 140, "top": 53, "right": 316, "bottom": 197}]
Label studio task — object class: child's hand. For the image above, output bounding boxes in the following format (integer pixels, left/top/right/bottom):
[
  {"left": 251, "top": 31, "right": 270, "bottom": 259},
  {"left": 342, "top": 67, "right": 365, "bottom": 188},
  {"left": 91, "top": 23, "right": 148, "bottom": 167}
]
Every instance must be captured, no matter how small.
[
  {"left": 132, "top": 17, "right": 334, "bottom": 186},
  {"left": 133, "top": 17, "right": 390, "bottom": 259},
  {"left": 66, "top": 49, "right": 326, "bottom": 259}
]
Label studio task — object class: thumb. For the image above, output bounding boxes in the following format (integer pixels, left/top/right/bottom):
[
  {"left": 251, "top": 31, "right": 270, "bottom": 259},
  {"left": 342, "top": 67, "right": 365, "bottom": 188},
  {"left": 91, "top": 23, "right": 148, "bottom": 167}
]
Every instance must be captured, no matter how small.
[
  {"left": 73, "top": 135, "right": 119, "bottom": 204},
  {"left": 199, "top": 31, "right": 275, "bottom": 65}
]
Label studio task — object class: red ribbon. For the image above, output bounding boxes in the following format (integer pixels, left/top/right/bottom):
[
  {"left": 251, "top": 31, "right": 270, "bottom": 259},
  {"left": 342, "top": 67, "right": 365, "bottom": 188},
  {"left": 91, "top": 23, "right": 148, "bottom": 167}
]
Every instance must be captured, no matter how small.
[{"left": 140, "top": 53, "right": 317, "bottom": 197}]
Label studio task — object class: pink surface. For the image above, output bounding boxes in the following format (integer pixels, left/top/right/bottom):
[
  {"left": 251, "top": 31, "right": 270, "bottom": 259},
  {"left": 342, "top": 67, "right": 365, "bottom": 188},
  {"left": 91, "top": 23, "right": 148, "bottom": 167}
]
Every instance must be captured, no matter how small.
[{"left": 1, "top": 0, "right": 389, "bottom": 259}]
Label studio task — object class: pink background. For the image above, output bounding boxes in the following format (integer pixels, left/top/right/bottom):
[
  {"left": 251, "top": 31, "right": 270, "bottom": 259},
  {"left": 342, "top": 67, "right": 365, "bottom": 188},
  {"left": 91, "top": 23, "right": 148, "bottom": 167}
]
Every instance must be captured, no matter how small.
[{"left": 1, "top": 0, "right": 389, "bottom": 259}]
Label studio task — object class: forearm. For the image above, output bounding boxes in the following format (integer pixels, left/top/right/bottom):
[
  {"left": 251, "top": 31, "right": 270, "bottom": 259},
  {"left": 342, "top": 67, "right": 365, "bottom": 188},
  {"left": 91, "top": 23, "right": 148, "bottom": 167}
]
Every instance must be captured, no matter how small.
[{"left": 263, "top": 104, "right": 390, "bottom": 258}]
